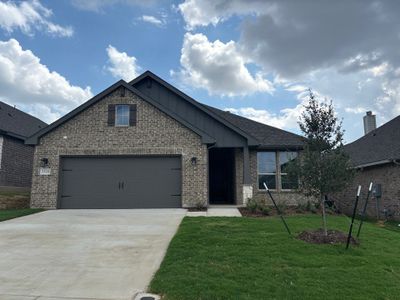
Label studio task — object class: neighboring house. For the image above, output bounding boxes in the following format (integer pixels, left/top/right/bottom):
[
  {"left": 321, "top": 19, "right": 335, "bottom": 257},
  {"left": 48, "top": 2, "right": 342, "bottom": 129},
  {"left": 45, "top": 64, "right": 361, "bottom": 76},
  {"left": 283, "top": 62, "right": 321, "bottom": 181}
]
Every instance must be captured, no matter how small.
[
  {"left": 0, "top": 101, "right": 47, "bottom": 188},
  {"left": 26, "top": 71, "right": 305, "bottom": 209},
  {"left": 333, "top": 112, "right": 400, "bottom": 220}
]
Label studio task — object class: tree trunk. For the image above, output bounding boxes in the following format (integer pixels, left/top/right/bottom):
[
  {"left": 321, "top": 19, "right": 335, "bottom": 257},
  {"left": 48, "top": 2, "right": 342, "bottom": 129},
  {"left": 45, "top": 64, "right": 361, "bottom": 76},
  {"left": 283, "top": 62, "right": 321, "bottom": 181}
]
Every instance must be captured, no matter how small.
[{"left": 321, "top": 195, "right": 328, "bottom": 236}]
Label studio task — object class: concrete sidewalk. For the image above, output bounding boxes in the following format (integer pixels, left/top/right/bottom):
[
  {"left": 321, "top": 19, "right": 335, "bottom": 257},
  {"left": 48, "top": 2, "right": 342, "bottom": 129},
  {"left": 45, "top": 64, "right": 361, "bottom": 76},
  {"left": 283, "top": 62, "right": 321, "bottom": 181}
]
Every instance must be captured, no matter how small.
[
  {"left": 0, "top": 209, "right": 186, "bottom": 300},
  {"left": 186, "top": 207, "right": 242, "bottom": 217}
]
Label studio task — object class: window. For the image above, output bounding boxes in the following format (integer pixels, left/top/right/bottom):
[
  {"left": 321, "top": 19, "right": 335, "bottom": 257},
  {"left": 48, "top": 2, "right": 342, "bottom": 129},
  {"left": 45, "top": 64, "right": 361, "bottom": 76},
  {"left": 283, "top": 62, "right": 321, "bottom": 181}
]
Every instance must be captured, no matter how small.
[
  {"left": 279, "top": 151, "right": 298, "bottom": 190},
  {"left": 258, "top": 151, "right": 299, "bottom": 191},
  {"left": 115, "top": 105, "right": 130, "bottom": 126},
  {"left": 257, "top": 152, "right": 276, "bottom": 189}
]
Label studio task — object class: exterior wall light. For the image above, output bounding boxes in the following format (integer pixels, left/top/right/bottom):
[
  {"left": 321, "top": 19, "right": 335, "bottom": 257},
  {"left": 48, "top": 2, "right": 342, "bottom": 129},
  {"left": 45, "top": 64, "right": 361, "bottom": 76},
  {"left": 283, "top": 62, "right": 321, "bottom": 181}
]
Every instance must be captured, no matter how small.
[
  {"left": 40, "top": 158, "right": 49, "bottom": 167},
  {"left": 191, "top": 157, "right": 197, "bottom": 166}
]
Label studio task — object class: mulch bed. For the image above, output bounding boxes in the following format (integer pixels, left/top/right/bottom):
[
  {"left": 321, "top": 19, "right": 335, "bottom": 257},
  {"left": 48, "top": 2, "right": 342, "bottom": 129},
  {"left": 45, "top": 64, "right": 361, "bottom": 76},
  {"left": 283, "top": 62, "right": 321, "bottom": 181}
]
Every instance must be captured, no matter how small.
[
  {"left": 188, "top": 207, "right": 207, "bottom": 212},
  {"left": 238, "top": 207, "right": 320, "bottom": 218},
  {"left": 238, "top": 208, "right": 269, "bottom": 217},
  {"left": 298, "top": 229, "right": 359, "bottom": 245}
]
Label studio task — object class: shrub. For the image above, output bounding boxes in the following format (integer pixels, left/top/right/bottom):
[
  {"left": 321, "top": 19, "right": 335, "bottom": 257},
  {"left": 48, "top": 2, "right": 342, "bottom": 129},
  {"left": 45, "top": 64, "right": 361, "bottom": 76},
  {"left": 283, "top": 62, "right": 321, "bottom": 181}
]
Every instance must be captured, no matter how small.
[
  {"left": 246, "top": 198, "right": 271, "bottom": 215},
  {"left": 260, "top": 205, "right": 271, "bottom": 216},
  {"left": 277, "top": 201, "right": 287, "bottom": 214}
]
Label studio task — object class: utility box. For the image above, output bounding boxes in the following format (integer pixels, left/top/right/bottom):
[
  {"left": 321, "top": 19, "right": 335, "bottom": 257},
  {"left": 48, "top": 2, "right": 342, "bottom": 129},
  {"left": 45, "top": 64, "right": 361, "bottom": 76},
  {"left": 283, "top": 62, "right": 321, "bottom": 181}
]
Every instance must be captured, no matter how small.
[{"left": 372, "top": 184, "right": 382, "bottom": 198}]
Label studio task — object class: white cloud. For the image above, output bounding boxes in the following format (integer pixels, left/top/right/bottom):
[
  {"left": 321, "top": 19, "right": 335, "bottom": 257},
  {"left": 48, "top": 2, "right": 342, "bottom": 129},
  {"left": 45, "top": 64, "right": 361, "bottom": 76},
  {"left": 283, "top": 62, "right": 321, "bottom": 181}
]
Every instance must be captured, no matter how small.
[
  {"left": 0, "top": 39, "right": 92, "bottom": 123},
  {"left": 225, "top": 105, "right": 303, "bottom": 131},
  {"left": 0, "top": 0, "right": 73, "bottom": 37},
  {"left": 177, "top": 0, "right": 400, "bottom": 141},
  {"left": 71, "top": 0, "right": 157, "bottom": 12},
  {"left": 178, "top": 0, "right": 272, "bottom": 30},
  {"left": 177, "top": 33, "right": 273, "bottom": 97},
  {"left": 138, "top": 15, "right": 165, "bottom": 26},
  {"left": 105, "top": 45, "right": 140, "bottom": 81}
]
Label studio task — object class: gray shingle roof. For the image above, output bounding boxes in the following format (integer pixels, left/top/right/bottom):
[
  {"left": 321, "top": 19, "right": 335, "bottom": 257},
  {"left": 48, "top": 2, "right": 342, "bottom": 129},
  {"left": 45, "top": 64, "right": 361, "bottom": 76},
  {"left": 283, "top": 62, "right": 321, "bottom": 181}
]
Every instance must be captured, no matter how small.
[
  {"left": 344, "top": 115, "right": 400, "bottom": 167},
  {"left": 0, "top": 101, "right": 47, "bottom": 139},
  {"left": 201, "top": 104, "right": 304, "bottom": 149}
]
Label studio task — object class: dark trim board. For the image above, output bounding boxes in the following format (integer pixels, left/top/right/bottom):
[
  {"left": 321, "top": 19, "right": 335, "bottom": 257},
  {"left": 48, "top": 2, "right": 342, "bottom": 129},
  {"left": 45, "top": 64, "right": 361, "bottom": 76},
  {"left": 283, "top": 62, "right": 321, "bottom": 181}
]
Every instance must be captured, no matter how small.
[
  {"left": 57, "top": 155, "right": 183, "bottom": 209},
  {"left": 25, "top": 81, "right": 215, "bottom": 145}
]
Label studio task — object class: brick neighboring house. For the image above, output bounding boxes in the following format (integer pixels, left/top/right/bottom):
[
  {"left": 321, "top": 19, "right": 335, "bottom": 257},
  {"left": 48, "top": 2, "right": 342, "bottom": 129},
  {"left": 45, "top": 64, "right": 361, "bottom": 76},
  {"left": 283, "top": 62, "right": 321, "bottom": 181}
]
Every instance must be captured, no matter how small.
[
  {"left": 333, "top": 112, "right": 400, "bottom": 220},
  {"left": 26, "top": 71, "right": 307, "bottom": 209},
  {"left": 0, "top": 101, "right": 47, "bottom": 188}
]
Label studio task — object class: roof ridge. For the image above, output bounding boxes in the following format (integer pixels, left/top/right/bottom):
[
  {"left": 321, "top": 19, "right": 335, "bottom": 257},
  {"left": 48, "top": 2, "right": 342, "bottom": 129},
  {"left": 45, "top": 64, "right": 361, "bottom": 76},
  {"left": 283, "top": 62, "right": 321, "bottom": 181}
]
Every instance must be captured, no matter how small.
[
  {"left": 0, "top": 100, "right": 47, "bottom": 126},
  {"left": 203, "top": 103, "right": 303, "bottom": 139},
  {"left": 345, "top": 114, "right": 400, "bottom": 147}
]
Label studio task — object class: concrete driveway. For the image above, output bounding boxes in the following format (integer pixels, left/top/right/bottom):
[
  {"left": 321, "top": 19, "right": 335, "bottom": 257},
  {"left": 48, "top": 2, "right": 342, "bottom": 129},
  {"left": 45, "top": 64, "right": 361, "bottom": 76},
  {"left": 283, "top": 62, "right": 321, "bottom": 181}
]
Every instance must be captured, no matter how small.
[{"left": 0, "top": 209, "right": 186, "bottom": 300}]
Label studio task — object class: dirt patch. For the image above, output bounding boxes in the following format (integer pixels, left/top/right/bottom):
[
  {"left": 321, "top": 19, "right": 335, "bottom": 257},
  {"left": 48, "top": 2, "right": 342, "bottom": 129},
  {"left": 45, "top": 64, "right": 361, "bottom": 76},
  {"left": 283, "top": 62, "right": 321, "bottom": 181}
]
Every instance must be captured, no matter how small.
[{"left": 298, "top": 229, "right": 359, "bottom": 245}]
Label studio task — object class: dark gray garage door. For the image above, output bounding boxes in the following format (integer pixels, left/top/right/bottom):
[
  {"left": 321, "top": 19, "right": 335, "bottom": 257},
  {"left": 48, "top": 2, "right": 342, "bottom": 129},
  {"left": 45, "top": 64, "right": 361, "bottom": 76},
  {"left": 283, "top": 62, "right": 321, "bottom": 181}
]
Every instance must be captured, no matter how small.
[{"left": 59, "top": 156, "right": 181, "bottom": 209}]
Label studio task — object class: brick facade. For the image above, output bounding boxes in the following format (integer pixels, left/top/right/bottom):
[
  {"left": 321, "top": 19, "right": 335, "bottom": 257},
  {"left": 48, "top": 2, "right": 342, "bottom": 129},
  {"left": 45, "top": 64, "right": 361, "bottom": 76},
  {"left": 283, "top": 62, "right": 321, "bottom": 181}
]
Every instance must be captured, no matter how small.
[
  {"left": 250, "top": 150, "right": 311, "bottom": 205},
  {"left": 30, "top": 88, "right": 208, "bottom": 209},
  {"left": 331, "top": 163, "right": 400, "bottom": 221},
  {"left": 0, "top": 135, "right": 34, "bottom": 187},
  {"left": 233, "top": 148, "right": 310, "bottom": 205}
]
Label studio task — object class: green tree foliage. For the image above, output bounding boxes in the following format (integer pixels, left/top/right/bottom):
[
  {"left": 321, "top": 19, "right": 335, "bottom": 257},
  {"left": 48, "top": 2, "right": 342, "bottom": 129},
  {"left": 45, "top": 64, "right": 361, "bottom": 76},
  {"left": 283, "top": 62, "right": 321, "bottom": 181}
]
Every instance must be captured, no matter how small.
[{"left": 288, "top": 90, "right": 354, "bottom": 235}]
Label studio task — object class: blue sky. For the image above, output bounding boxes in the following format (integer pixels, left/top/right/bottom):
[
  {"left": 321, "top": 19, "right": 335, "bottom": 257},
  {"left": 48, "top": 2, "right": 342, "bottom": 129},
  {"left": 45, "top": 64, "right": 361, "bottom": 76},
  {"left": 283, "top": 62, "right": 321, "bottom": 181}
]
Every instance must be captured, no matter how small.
[{"left": 1, "top": 0, "right": 400, "bottom": 142}]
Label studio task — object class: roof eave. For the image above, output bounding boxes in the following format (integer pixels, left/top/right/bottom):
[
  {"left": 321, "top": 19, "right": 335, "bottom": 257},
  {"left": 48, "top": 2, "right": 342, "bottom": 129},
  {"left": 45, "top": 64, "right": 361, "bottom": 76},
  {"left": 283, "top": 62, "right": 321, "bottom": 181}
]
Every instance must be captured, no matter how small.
[
  {"left": 353, "top": 159, "right": 393, "bottom": 169},
  {"left": 0, "top": 130, "right": 26, "bottom": 141}
]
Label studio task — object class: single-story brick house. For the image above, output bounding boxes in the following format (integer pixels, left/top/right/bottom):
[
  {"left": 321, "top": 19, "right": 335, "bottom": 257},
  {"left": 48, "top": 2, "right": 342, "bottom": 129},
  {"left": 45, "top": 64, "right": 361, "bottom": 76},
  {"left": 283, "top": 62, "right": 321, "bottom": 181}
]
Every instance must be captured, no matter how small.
[
  {"left": 26, "top": 71, "right": 306, "bottom": 209},
  {"left": 333, "top": 112, "right": 400, "bottom": 220},
  {"left": 0, "top": 101, "right": 46, "bottom": 188}
]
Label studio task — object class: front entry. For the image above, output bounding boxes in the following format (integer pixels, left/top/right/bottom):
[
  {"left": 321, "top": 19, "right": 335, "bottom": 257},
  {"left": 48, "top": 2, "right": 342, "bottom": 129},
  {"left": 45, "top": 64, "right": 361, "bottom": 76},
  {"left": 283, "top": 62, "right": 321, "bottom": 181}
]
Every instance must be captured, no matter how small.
[{"left": 209, "top": 148, "right": 235, "bottom": 204}]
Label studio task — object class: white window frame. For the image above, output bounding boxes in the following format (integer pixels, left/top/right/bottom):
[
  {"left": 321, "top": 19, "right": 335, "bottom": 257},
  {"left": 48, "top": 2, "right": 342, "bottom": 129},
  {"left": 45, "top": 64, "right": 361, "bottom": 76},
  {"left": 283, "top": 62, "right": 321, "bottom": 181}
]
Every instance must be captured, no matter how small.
[{"left": 115, "top": 104, "right": 130, "bottom": 127}]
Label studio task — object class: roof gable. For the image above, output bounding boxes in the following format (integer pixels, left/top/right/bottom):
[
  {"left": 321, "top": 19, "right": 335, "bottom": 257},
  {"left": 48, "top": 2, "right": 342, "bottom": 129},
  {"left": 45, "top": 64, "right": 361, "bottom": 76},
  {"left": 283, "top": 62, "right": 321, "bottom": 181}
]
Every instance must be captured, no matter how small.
[
  {"left": 130, "top": 71, "right": 259, "bottom": 146},
  {"left": 25, "top": 80, "right": 215, "bottom": 145},
  {"left": 0, "top": 101, "right": 46, "bottom": 140},
  {"left": 130, "top": 71, "right": 303, "bottom": 149}
]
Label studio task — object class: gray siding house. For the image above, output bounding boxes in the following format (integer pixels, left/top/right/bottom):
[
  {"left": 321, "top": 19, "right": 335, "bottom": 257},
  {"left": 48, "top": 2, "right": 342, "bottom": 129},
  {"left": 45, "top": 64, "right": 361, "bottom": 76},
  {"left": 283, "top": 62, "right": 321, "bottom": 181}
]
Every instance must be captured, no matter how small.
[
  {"left": 333, "top": 112, "right": 400, "bottom": 220},
  {"left": 27, "top": 71, "right": 305, "bottom": 209},
  {"left": 0, "top": 101, "right": 46, "bottom": 188}
]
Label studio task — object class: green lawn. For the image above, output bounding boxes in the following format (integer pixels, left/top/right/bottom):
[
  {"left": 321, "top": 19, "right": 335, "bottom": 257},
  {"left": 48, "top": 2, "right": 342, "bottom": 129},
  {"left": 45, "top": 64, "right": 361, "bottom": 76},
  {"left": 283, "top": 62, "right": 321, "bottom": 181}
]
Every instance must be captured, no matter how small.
[
  {"left": 0, "top": 208, "right": 44, "bottom": 222},
  {"left": 150, "top": 215, "right": 400, "bottom": 300}
]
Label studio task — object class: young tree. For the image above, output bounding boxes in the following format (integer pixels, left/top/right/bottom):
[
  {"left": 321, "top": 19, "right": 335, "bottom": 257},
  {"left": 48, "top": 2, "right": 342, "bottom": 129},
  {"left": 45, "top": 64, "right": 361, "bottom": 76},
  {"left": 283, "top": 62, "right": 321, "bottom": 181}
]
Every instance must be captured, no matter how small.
[{"left": 289, "top": 90, "right": 354, "bottom": 235}]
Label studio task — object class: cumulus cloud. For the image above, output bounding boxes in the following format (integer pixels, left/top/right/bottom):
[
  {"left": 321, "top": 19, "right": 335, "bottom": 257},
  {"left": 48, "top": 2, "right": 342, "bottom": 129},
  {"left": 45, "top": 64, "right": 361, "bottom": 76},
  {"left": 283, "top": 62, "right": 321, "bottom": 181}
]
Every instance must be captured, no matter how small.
[
  {"left": 178, "top": 0, "right": 272, "bottom": 30},
  {"left": 176, "top": 33, "right": 273, "bottom": 97},
  {"left": 105, "top": 45, "right": 140, "bottom": 81},
  {"left": 226, "top": 104, "right": 304, "bottom": 131},
  {"left": 0, "top": 39, "right": 92, "bottom": 123},
  {"left": 0, "top": 0, "right": 73, "bottom": 37},
  {"left": 178, "top": 0, "right": 400, "bottom": 140},
  {"left": 138, "top": 15, "right": 165, "bottom": 27},
  {"left": 71, "top": 0, "right": 158, "bottom": 12}
]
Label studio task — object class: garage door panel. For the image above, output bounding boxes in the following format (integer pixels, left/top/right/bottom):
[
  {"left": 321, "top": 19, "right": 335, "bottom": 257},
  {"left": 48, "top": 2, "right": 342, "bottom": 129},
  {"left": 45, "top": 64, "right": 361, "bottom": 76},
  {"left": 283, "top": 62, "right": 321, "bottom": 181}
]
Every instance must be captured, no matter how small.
[{"left": 59, "top": 156, "right": 182, "bottom": 209}]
